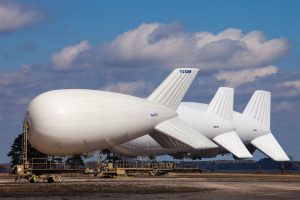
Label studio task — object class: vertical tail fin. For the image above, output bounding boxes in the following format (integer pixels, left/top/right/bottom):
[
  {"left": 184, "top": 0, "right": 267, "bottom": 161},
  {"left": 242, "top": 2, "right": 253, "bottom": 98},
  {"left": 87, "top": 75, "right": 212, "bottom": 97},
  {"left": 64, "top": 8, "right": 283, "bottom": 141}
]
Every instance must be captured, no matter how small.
[
  {"left": 243, "top": 90, "right": 270, "bottom": 128},
  {"left": 207, "top": 87, "right": 234, "bottom": 122},
  {"left": 206, "top": 87, "right": 252, "bottom": 159},
  {"left": 148, "top": 68, "right": 199, "bottom": 110},
  {"left": 244, "top": 90, "right": 289, "bottom": 161}
]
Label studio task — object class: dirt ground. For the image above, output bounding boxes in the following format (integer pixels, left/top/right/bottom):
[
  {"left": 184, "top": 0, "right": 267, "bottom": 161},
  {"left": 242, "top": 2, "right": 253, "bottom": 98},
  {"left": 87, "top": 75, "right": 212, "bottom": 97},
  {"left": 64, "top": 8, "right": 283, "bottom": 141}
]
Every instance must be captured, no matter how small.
[{"left": 0, "top": 173, "right": 300, "bottom": 200}]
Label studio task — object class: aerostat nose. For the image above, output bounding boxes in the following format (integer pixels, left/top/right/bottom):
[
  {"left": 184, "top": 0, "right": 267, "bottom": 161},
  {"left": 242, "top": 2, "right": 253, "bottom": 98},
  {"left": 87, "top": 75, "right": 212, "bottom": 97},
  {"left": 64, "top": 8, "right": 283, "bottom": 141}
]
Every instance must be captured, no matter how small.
[{"left": 24, "top": 92, "right": 62, "bottom": 155}]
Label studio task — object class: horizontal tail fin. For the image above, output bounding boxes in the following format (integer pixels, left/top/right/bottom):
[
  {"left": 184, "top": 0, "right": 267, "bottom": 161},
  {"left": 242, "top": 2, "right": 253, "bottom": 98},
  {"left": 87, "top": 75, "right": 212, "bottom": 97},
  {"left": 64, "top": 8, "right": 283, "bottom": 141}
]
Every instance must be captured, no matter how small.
[
  {"left": 149, "top": 131, "right": 187, "bottom": 149},
  {"left": 243, "top": 90, "right": 270, "bottom": 128},
  {"left": 154, "top": 117, "right": 218, "bottom": 149},
  {"left": 207, "top": 87, "right": 234, "bottom": 122},
  {"left": 251, "top": 133, "right": 289, "bottom": 161},
  {"left": 213, "top": 131, "right": 252, "bottom": 159},
  {"left": 148, "top": 68, "right": 199, "bottom": 110}
]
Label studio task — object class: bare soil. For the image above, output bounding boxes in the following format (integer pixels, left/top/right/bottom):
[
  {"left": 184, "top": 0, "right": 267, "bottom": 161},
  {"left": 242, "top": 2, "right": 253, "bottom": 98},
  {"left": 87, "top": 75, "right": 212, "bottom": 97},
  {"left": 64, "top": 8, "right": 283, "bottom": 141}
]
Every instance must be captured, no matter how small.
[{"left": 0, "top": 173, "right": 300, "bottom": 200}]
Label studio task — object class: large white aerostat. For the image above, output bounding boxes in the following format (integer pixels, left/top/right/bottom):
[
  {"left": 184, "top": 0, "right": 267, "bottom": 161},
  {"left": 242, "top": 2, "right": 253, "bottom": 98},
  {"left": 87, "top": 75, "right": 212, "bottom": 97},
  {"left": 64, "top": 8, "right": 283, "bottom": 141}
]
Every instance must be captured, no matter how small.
[
  {"left": 26, "top": 68, "right": 217, "bottom": 155},
  {"left": 111, "top": 89, "right": 289, "bottom": 162},
  {"left": 112, "top": 87, "right": 252, "bottom": 159}
]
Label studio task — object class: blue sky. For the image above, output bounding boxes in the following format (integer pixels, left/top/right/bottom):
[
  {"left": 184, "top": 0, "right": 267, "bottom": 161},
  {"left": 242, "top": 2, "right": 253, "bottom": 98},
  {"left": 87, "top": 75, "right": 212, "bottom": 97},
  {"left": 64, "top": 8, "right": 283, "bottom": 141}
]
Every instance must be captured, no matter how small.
[
  {"left": 0, "top": 0, "right": 300, "bottom": 162},
  {"left": 2, "top": 0, "right": 300, "bottom": 70}
]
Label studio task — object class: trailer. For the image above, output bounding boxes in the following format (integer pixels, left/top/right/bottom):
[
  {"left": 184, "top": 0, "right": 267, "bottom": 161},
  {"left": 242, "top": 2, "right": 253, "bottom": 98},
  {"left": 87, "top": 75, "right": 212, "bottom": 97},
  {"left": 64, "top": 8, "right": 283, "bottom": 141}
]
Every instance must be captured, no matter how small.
[
  {"left": 16, "top": 121, "right": 203, "bottom": 183},
  {"left": 15, "top": 121, "right": 85, "bottom": 183}
]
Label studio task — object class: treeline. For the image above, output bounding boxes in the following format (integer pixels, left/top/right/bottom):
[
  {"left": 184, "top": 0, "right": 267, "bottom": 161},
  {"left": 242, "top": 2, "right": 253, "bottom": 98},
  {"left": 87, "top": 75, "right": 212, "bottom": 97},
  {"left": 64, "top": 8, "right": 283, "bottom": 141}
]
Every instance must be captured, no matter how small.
[{"left": 199, "top": 158, "right": 299, "bottom": 172}]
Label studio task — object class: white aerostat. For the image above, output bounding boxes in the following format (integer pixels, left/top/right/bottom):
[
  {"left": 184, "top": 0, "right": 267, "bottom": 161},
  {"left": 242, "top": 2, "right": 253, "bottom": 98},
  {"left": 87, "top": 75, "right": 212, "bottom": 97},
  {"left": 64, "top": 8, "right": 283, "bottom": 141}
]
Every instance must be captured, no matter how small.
[
  {"left": 112, "top": 89, "right": 289, "bottom": 162},
  {"left": 26, "top": 68, "right": 218, "bottom": 155}
]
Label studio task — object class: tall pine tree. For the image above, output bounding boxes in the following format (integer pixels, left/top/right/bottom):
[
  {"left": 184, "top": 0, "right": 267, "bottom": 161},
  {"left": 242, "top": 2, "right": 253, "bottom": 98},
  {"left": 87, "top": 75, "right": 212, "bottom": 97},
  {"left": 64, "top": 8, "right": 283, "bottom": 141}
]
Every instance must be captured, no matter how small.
[{"left": 7, "top": 133, "right": 47, "bottom": 167}]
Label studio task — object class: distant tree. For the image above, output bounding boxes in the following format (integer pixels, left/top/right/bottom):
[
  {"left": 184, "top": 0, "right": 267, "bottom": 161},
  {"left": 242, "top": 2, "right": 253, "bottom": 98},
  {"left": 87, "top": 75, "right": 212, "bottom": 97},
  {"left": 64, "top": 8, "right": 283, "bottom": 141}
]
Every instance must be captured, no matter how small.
[
  {"left": 7, "top": 133, "right": 47, "bottom": 167},
  {"left": 148, "top": 155, "right": 156, "bottom": 160},
  {"left": 49, "top": 156, "right": 64, "bottom": 169},
  {"left": 0, "top": 165, "right": 6, "bottom": 173},
  {"left": 105, "top": 152, "right": 121, "bottom": 163},
  {"left": 66, "top": 154, "right": 85, "bottom": 168},
  {"left": 102, "top": 149, "right": 111, "bottom": 155},
  {"left": 102, "top": 149, "right": 121, "bottom": 162},
  {"left": 171, "top": 153, "right": 185, "bottom": 160},
  {"left": 50, "top": 157, "right": 63, "bottom": 163}
]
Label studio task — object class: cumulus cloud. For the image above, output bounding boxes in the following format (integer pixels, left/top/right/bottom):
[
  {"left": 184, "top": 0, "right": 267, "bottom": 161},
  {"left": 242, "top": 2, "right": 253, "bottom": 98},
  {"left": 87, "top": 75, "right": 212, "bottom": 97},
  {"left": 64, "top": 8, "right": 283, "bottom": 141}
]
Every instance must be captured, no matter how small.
[
  {"left": 0, "top": 2, "right": 41, "bottom": 33},
  {"left": 54, "top": 23, "right": 290, "bottom": 70},
  {"left": 0, "top": 22, "right": 298, "bottom": 161},
  {"left": 215, "top": 65, "right": 279, "bottom": 87},
  {"left": 52, "top": 40, "right": 91, "bottom": 69},
  {"left": 102, "top": 81, "right": 153, "bottom": 96}
]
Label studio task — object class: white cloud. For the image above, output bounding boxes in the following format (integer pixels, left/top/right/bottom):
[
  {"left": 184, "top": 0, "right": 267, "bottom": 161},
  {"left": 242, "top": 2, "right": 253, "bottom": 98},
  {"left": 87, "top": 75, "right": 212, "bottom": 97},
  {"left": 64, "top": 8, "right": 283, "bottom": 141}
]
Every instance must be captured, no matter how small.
[
  {"left": 102, "top": 81, "right": 153, "bottom": 96},
  {"left": 273, "top": 102, "right": 295, "bottom": 112},
  {"left": 0, "top": 3, "right": 41, "bottom": 33},
  {"left": 281, "top": 80, "right": 300, "bottom": 89},
  {"left": 52, "top": 40, "right": 91, "bottom": 69},
  {"left": 0, "top": 65, "right": 30, "bottom": 88},
  {"left": 279, "top": 80, "right": 300, "bottom": 97},
  {"left": 60, "top": 23, "right": 290, "bottom": 70},
  {"left": 215, "top": 65, "right": 279, "bottom": 87}
]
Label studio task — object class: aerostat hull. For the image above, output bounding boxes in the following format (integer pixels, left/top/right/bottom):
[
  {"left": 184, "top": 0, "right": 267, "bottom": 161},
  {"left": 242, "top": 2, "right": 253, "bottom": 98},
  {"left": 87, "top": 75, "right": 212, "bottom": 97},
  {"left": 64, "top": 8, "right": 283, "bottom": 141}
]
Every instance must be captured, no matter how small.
[
  {"left": 26, "top": 68, "right": 203, "bottom": 156},
  {"left": 27, "top": 89, "right": 176, "bottom": 155}
]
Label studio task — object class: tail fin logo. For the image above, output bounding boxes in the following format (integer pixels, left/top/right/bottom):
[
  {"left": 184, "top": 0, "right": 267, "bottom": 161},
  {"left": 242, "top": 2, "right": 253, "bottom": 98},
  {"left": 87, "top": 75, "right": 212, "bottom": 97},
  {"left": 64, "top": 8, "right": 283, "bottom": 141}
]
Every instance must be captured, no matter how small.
[
  {"left": 179, "top": 70, "right": 192, "bottom": 74},
  {"left": 147, "top": 68, "right": 199, "bottom": 110}
]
